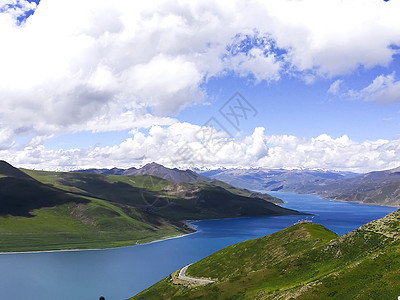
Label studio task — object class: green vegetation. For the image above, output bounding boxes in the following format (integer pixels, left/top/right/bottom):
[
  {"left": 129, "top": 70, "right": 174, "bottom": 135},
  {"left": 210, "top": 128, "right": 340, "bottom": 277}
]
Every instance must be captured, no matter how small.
[
  {"left": 0, "top": 177, "right": 89, "bottom": 217},
  {"left": 0, "top": 160, "right": 298, "bottom": 252},
  {"left": 23, "top": 169, "right": 299, "bottom": 221},
  {"left": 133, "top": 210, "right": 400, "bottom": 299},
  {"left": 0, "top": 162, "right": 191, "bottom": 252},
  {"left": 0, "top": 198, "right": 189, "bottom": 252}
]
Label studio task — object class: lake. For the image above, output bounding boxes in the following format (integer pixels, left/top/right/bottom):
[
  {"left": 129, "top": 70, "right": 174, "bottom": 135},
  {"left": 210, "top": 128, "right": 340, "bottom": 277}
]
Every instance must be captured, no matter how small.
[{"left": 0, "top": 192, "right": 396, "bottom": 300}]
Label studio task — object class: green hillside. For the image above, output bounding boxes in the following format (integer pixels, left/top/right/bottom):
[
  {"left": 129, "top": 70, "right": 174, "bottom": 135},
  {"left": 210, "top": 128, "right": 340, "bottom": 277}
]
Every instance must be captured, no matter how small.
[
  {"left": 0, "top": 162, "right": 192, "bottom": 252},
  {"left": 133, "top": 210, "right": 400, "bottom": 300},
  {"left": 23, "top": 169, "right": 300, "bottom": 221}
]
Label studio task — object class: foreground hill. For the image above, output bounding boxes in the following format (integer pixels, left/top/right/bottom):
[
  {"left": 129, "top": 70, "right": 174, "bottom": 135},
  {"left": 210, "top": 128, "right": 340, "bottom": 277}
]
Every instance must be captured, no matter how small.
[
  {"left": 133, "top": 209, "right": 400, "bottom": 299},
  {"left": 0, "top": 161, "right": 192, "bottom": 252},
  {"left": 23, "top": 169, "right": 298, "bottom": 221}
]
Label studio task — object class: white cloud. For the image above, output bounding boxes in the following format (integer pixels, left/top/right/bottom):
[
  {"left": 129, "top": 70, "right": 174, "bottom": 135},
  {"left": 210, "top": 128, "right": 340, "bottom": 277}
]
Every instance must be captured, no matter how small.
[
  {"left": 348, "top": 73, "right": 400, "bottom": 104},
  {"left": 328, "top": 79, "right": 343, "bottom": 95},
  {"left": 0, "top": 127, "right": 14, "bottom": 149},
  {"left": 2, "top": 124, "right": 400, "bottom": 173},
  {"left": 0, "top": 0, "right": 36, "bottom": 19},
  {"left": 0, "top": 0, "right": 400, "bottom": 139}
]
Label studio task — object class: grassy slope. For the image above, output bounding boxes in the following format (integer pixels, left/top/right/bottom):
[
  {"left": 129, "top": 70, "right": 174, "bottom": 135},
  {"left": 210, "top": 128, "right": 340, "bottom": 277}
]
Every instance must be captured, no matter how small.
[
  {"left": 133, "top": 210, "right": 400, "bottom": 300},
  {"left": 0, "top": 196, "right": 191, "bottom": 252},
  {"left": 23, "top": 170, "right": 299, "bottom": 221},
  {"left": 0, "top": 177, "right": 89, "bottom": 217},
  {"left": 0, "top": 167, "right": 191, "bottom": 252}
]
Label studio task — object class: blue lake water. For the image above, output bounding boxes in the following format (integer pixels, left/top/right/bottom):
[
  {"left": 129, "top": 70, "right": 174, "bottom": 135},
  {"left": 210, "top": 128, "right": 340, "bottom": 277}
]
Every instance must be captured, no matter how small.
[{"left": 0, "top": 192, "right": 396, "bottom": 300}]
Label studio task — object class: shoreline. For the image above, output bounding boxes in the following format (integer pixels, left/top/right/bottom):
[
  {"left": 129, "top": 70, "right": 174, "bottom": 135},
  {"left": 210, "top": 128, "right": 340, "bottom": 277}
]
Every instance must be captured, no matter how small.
[
  {"left": 0, "top": 226, "right": 199, "bottom": 255},
  {"left": 0, "top": 211, "right": 299, "bottom": 255},
  {"left": 2, "top": 196, "right": 395, "bottom": 255},
  {"left": 328, "top": 197, "right": 399, "bottom": 208},
  {"left": 267, "top": 190, "right": 399, "bottom": 208}
]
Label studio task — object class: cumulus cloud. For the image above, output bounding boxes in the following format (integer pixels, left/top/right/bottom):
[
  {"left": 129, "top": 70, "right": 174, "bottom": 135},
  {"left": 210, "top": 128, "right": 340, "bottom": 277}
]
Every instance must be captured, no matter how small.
[
  {"left": 2, "top": 124, "right": 400, "bottom": 173},
  {"left": 0, "top": 127, "right": 14, "bottom": 149},
  {"left": 0, "top": 0, "right": 400, "bottom": 138}
]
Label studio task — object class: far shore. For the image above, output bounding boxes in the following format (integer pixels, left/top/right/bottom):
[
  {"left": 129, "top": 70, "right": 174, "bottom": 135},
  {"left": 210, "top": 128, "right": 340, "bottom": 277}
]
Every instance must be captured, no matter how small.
[{"left": 266, "top": 190, "right": 399, "bottom": 208}]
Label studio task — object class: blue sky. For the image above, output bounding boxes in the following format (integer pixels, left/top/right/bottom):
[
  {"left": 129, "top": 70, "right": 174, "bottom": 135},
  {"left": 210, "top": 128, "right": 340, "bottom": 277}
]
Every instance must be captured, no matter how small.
[
  {"left": 1, "top": 0, "right": 400, "bottom": 172},
  {"left": 180, "top": 66, "right": 400, "bottom": 142}
]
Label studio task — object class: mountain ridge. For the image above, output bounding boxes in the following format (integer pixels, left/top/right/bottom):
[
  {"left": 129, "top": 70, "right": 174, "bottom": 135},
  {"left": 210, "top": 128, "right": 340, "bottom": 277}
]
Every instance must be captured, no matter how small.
[
  {"left": 0, "top": 160, "right": 34, "bottom": 180},
  {"left": 74, "top": 162, "right": 211, "bottom": 183},
  {"left": 24, "top": 168, "right": 299, "bottom": 221},
  {"left": 201, "top": 166, "right": 400, "bottom": 207}
]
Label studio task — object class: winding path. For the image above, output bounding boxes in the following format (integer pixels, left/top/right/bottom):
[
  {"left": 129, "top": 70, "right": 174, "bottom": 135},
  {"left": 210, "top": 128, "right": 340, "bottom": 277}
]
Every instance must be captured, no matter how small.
[{"left": 178, "top": 263, "right": 215, "bottom": 285}]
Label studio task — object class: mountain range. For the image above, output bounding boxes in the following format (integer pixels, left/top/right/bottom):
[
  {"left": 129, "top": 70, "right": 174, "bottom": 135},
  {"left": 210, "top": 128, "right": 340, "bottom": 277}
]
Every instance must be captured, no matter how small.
[
  {"left": 201, "top": 167, "right": 400, "bottom": 207},
  {"left": 300, "top": 166, "right": 400, "bottom": 206},
  {"left": 199, "top": 168, "right": 359, "bottom": 191},
  {"left": 75, "top": 162, "right": 210, "bottom": 183}
]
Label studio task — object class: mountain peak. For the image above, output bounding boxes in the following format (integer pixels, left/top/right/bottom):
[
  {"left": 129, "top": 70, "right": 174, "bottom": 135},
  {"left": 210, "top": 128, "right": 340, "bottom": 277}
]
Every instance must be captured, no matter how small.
[
  {"left": 141, "top": 162, "right": 165, "bottom": 169},
  {"left": 132, "top": 162, "right": 210, "bottom": 183}
]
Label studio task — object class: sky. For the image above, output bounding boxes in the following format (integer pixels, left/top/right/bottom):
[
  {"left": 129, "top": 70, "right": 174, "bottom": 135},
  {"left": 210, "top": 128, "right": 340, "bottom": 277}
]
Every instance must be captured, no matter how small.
[{"left": 1, "top": 0, "right": 400, "bottom": 172}]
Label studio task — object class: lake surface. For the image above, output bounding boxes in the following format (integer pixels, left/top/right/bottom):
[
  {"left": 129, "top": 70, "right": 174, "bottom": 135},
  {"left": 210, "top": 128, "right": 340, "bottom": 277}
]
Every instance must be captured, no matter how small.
[{"left": 0, "top": 192, "right": 396, "bottom": 300}]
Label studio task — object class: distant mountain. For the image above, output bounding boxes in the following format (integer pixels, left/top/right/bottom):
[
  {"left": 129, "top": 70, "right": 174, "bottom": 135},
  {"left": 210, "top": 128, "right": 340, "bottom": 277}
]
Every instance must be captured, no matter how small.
[
  {"left": 200, "top": 167, "right": 400, "bottom": 207},
  {"left": 75, "top": 162, "right": 211, "bottom": 183},
  {"left": 200, "top": 168, "right": 359, "bottom": 191},
  {"left": 134, "top": 209, "right": 400, "bottom": 299},
  {"left": 301, "top": 166, "right": 400, "bottom": 207}
]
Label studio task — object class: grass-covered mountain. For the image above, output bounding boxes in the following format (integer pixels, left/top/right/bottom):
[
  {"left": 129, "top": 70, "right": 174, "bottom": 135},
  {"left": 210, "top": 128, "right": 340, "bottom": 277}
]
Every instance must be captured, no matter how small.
[
  {"left": 0, "top": 161, "right": 300, "bottom": 252},
  {"left": 134, "top": 209, "right": 400, "bottom": 299},
  {"left": 0, "top": 161, "right": 192, "bottom": 252},
  {"left": 23, "top": 168, "right": 298, "bottom": 221}
]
